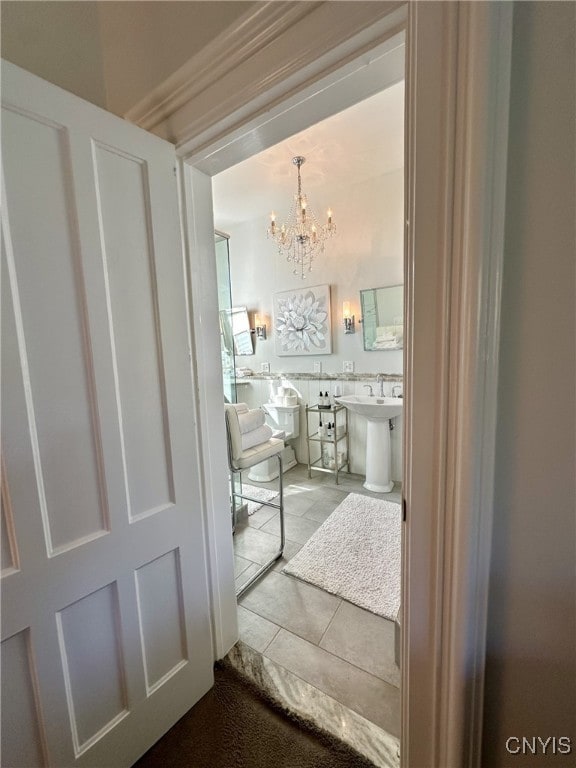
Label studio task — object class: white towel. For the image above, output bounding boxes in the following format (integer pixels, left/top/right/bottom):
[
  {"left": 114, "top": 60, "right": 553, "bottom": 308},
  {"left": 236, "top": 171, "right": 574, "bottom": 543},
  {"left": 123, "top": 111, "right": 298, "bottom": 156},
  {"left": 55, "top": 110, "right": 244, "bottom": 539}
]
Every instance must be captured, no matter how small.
[
  {"left": 232, "top": 402, "right": 249, "bottom": 414},
  {"left": 238, "top": 409, "right": 265, "bottom": 434},
  {"left": 241, "top": 424, "right": 273, "bottom": 450}
]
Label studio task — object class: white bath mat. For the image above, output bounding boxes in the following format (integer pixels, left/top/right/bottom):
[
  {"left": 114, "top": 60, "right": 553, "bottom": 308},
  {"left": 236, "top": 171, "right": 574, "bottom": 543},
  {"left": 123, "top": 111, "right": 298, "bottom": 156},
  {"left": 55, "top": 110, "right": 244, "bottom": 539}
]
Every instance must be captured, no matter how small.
[
  {"left": 283, "top": 492, "right": 401, "bottom": 620},
  {"left": 242, "top": 484, "right": 278, "bottom": 515}
]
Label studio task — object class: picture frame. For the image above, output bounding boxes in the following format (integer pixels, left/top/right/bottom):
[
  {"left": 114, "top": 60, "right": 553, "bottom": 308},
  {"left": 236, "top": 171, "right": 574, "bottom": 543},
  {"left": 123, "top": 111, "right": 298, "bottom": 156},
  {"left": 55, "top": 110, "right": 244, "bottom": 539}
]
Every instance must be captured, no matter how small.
[{"left": 273, "top": 284, "right": 332, "bottom": 356}]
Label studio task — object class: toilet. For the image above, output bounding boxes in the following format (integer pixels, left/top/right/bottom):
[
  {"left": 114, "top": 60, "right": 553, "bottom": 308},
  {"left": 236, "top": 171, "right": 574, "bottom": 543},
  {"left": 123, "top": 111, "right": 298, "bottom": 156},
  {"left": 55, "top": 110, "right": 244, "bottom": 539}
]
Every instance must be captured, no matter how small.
[{"left": 247, "top": 403, "right": 300, "bottom": 482}]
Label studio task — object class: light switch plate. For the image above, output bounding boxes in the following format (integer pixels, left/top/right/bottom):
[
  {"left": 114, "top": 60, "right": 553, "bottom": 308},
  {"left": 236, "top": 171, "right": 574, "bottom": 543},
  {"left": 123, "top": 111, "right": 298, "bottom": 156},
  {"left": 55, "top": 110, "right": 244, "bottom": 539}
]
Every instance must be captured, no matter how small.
[
  {"left": 313, "top": 362, "right": 322, "bottom": 374},
  {"left": 261, "top": 362, "right": 270, "bottom": 373},
  {"left": 343, "top": 361, "right": 354, "bottom": 373}
]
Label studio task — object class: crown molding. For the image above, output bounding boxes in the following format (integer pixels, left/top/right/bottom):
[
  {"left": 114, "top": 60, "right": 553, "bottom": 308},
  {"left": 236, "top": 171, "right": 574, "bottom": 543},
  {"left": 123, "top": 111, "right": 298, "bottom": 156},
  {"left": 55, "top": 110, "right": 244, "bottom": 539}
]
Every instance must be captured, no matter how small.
[
  {"left": 125, "top": 1, "right": 404, "bottom": 147},
  {"left": 125, "top": 2, "right": 321, "bottom": 131}
]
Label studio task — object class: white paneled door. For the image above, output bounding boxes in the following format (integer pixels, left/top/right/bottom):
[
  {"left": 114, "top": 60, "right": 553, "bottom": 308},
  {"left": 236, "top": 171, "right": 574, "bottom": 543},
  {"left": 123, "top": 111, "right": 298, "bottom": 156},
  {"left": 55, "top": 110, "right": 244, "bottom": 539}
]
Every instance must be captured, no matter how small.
[{"left": 1, "top": 62, "right": 214, "bottom": 767}]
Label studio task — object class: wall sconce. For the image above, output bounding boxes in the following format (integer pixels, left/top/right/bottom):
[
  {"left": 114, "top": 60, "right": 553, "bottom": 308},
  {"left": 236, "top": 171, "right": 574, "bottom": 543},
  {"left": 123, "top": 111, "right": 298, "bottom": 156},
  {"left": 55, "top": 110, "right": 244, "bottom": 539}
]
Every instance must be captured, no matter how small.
[
  {"left": 342, "top": 301, "right": 355, "bottom": 334},
  {"left": 254, "top": 313, "right": 267, "bottom": 340}
]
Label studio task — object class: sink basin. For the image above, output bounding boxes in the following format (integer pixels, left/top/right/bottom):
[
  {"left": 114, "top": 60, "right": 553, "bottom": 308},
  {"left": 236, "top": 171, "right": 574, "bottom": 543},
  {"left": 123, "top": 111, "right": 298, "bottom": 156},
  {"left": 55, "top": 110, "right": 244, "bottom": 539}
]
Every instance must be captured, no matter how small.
[
  {"left": 336, "top": 395, "right": 403, "bottom": 421},
  {"left": 336, "top": 395, "right": 403, "bottom": 493}
]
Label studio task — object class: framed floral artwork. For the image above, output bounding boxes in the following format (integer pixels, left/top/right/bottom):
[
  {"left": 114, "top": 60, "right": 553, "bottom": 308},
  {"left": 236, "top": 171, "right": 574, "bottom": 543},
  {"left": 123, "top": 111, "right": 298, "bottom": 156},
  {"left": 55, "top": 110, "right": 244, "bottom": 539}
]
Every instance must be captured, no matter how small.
[{"left": 273, "top": 284, "right": 332, "bottom": 356}]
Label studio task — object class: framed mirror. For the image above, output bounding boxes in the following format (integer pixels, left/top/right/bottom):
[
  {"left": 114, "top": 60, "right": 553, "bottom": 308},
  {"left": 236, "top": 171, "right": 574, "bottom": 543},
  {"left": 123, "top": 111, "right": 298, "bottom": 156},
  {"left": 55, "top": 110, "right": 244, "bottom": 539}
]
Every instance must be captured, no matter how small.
[
  {"left": 222, "top": 306, "right": 254, "bottom": 356},
  {"left": 360, "top": 285, "right": 403, "bottom": 351}
]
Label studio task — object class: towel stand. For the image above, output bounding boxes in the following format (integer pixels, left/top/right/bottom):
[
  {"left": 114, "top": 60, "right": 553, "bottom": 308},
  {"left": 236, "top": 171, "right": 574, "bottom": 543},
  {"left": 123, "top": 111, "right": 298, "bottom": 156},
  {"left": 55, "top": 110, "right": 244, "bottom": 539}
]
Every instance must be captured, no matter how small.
[{"left": 224, "top": 404, "right": 285, "bottom": 598}]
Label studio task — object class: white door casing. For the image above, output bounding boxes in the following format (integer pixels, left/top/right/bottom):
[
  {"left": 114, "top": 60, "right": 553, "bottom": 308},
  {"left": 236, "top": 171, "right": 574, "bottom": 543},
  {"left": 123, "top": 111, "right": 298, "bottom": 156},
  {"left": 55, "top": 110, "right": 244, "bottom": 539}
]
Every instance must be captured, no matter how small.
[
  {"left": 403, "top": 3, "right": 512, "bottom": 766},
  {"left": 1, "top": 61, "right": 216, "bottom": 767}
]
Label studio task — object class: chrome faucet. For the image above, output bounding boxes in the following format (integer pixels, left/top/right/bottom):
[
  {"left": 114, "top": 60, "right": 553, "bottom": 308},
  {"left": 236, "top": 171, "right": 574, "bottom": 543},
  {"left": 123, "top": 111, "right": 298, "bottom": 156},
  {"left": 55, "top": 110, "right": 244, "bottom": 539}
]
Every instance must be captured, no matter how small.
[
  {"left": 376, "top": 373, "right": 385, "bottom": 397},
  {"left": 392, "top": 383, "right": 403, "bottom": 398},
  {"left": 363, "top": 384, "right": 374, "bottom": 396}
]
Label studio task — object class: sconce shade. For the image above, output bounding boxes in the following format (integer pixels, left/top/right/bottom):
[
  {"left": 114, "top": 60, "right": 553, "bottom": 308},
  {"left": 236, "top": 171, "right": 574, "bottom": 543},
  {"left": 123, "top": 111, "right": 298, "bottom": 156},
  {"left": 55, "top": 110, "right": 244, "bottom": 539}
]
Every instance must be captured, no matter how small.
[
  {"left": 254, "top": 312, "right": 267, "bottom": 340},
  {"left": 342, "top": 301, "right": 355, "bottom": 334}
]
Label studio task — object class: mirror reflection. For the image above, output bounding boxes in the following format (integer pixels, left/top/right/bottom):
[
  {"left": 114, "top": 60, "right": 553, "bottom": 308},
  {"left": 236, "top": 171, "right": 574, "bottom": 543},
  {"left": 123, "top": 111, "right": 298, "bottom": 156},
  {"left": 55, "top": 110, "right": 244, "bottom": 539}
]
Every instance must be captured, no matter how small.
[
  {"left": 360, "top": 285, "right": 403, "bottom": 351},
  {"left": 220, "top": 306, "right": 254, "bottom": 356}
]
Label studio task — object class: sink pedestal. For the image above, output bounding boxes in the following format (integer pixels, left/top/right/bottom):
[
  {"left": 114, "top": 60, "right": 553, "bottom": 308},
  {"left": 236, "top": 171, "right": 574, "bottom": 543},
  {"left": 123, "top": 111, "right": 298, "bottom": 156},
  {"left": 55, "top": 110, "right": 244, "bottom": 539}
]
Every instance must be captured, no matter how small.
[
  {"left": 364, "top": 419, "right": 394, "bottom": 493},
  {"left": 335, "top": 396, "right": 402, "bottom": 494}
]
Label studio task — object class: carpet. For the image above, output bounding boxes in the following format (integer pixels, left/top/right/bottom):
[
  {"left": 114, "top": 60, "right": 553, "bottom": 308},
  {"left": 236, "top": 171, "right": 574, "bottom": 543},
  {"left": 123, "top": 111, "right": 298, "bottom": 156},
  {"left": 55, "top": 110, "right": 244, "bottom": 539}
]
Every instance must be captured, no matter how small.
[
  {"left": 134, "top": 659, "right": 375, "bottom": 768},
  {"left": 242, "top": 483, "right": 277, "bottom": 515},
  {"left": 283, "top": 492, "right": 401, "bottom": 620}
]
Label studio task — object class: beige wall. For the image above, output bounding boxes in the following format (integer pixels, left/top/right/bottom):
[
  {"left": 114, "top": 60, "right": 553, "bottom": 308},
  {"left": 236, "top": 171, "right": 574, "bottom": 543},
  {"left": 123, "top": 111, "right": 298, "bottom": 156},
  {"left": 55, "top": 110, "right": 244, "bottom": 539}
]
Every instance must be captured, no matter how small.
[
  {"left": 1, "top": 1, "right": 107, "bottom": 108},
  {"left": 98, "top": 1, "right": 255, "bottom": 116},
  {"left": 483, "top": 2, "right": 576, "bottom": 764},
  {"left": 1, "top": 1, "right": 256, "bottom": 116}
]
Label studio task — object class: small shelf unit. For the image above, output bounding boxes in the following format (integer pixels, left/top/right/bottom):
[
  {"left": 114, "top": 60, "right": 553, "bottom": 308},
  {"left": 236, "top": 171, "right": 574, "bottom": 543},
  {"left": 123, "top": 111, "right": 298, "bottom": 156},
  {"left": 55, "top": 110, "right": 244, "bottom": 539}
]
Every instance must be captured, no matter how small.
[{"left": 305, "top": 403, "right": 350, "bottom": 484}]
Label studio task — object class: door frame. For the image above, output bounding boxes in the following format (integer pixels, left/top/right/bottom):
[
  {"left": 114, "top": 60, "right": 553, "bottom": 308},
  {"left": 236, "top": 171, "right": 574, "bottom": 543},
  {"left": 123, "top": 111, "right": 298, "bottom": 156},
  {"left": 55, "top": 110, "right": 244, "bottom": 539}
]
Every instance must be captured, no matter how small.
[{"left": 176, "top": 3, "right": 513, "bottom": 766}]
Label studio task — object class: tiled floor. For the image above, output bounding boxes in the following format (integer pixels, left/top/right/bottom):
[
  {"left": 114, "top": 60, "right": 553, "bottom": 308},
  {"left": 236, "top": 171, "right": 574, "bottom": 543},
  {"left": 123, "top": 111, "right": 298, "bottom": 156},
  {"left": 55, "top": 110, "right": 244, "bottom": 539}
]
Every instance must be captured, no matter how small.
[{"left": 233, "top": 463, "right": 402, "bottom": 738}]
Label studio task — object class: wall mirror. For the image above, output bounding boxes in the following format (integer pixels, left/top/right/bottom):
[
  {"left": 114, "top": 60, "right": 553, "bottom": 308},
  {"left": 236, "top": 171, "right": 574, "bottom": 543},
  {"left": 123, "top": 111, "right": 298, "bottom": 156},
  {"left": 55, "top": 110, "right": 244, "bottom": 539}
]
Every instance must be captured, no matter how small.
[
  {"left": 220, "top": 306, "right": 254, "bottom": 356},
  {"left": 360, "top": 285, "right": 404, "bottom": 351}
]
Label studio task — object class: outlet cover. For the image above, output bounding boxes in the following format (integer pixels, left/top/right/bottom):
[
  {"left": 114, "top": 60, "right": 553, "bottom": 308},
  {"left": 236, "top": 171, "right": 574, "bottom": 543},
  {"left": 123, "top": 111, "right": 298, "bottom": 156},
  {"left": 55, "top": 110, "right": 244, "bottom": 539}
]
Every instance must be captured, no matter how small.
[
  {"left": 313, "top": 362, "right": 322, "bottom": 374},
  {"left": 261, "top": 362, "right": 270, "bottom": 373},
  {"left": 343, "top": 361, "right": 354, "bottom": 373}
]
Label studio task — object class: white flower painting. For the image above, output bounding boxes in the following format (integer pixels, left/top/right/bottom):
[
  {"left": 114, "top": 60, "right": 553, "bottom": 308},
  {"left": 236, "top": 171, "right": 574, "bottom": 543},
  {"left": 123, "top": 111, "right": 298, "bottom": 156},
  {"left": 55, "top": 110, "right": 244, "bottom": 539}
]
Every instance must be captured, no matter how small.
[{"left": 273, "top": 284, "right": 332, "bottom": 356}]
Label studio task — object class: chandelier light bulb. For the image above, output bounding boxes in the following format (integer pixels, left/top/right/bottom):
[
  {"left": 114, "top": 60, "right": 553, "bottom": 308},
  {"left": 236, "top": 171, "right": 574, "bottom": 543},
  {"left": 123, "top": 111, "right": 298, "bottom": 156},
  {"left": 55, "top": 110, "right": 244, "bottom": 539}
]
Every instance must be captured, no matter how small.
[{"left": 267, "top": 156, "right": 336, "bottom": 279}]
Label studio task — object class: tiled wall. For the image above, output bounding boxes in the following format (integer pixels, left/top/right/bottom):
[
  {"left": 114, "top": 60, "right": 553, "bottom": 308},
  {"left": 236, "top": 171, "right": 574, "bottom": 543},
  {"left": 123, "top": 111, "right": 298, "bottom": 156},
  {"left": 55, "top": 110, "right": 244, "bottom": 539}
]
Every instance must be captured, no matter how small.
[{"left": 236, "top": 375, "right": 403, "bottom": 482}]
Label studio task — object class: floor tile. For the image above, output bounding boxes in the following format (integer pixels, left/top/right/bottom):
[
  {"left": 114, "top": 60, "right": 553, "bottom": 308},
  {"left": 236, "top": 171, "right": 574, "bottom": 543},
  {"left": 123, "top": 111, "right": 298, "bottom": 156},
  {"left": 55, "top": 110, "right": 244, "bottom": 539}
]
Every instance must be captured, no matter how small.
[
  {"left": 320, "top": 601, "right": 400, "bottom": 687},
  {"left": 235, "top": 562, "right": 260, "bottom": 591},
  {"left": 282, "top": 492, "right": 318, "bottom": 517},
  {"left": 239, "top": 570, "right": 340, "bottom": 644},
  {"left": 237, "top": 606, "right": 280, "bottom": 653},
  {"left": 234, "top": 554, "right": 253, "bottom": 578},
  {"left": 265, "top": 628, "right": 400, "bottom": 736},
  {"left": 303, "top": 498, "right": 340, "bottom": 523},
  {"left": 271, "top": 539, "right": 303, "bottom": 571},
  {"left": 261, "top": 511, "right": 322, "bottom": 545},
  {"left": 246, "top": 504, "right": 279, "bottom": 529},
  {"left": 319, "top": 486, "right": 349, "bottom": 502},
  {"left": 233, "top": 463, "right": 402, "bottom": 742},
  {"left": 233, "top": 525, "right": 281, "bottom": 565}
]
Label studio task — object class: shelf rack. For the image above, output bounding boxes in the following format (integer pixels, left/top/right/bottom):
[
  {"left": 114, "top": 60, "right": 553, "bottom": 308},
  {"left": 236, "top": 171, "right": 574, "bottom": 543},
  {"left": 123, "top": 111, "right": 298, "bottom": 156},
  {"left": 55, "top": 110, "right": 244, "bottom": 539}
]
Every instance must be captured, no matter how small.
[{"left": 305, "top": 402, "right": 350, "bottom": 484}]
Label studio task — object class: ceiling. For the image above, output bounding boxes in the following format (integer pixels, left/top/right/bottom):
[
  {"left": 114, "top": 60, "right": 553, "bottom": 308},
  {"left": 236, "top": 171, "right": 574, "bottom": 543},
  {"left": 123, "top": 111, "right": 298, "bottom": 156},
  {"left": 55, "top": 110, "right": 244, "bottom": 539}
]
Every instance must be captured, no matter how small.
[{"left": 212, "top": 80, "right": 404, "bottom": 231}]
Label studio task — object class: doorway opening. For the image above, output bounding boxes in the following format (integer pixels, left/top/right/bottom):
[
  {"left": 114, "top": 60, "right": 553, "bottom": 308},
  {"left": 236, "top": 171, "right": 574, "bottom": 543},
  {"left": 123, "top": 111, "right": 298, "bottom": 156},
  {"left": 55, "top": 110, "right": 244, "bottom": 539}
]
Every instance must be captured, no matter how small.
[{"left": 209, "top": 54, "right": 405, "bottom": 759}]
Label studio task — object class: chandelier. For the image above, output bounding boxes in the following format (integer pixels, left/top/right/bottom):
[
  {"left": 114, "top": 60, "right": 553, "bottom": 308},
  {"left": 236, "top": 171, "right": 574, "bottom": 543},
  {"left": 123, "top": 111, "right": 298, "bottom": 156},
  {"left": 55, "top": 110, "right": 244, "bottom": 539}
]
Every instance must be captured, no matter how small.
[{"left": 267, "top": 156, "right": 336, "bottom": 279}]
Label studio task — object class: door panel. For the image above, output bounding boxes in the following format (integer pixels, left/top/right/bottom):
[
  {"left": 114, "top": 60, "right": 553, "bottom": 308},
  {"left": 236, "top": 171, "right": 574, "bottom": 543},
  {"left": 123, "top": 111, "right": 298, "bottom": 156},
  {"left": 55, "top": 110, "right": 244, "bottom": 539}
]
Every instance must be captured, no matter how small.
[
  {"left": 93, "top": 143, "right": 174, "bottom": 521},
  {"left": 2, "top": 107, "right": 108, "bottom": 556},
  {"left": 0, "top": 629, "right": 48, "bottom": 768},
  {"left": 135, "top": 549, "right": 187, "bottom": 692},
  {"left": 1, "top": 61, "right": 214, "bottom": 767},
  {"left": 57, "top": 583, "right": 128, "bottom": 754}
]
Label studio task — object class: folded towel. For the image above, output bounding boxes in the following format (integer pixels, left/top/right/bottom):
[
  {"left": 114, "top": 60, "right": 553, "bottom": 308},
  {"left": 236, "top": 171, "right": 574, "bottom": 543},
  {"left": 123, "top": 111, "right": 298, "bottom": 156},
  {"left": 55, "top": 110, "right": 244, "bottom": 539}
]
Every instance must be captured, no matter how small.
[
  {"left": 241, "top": 424, "right": 273, "bottom": 451},
  {"left": 238, "top": 408, "right": 265, "bottom": 434},
  {"left": 232, "top": 402, "right": 249, "bottom": 414}
]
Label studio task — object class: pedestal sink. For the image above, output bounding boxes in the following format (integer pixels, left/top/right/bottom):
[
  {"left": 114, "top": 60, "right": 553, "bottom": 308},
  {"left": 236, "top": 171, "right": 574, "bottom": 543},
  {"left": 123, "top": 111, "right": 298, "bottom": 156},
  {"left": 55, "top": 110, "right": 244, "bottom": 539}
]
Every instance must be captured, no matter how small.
[{"left": 336, "top": 395, "right": 403, "bottom": 492}]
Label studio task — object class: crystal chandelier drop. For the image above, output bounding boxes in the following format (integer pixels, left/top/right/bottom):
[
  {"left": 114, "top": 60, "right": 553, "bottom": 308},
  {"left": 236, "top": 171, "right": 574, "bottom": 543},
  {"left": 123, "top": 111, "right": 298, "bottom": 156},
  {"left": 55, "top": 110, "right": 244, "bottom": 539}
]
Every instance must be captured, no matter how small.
[{"left": 267, "top": 156, "right": 336, "bottom": 279}]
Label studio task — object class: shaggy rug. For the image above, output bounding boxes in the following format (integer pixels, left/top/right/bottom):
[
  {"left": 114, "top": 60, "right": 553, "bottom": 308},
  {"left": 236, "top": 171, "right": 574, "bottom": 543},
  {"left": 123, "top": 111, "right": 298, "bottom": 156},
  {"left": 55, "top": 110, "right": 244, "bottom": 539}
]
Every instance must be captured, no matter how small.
[
  {"left": 242, "top": 483, "right": 277, "bottom": 515},
  {"left": 283, "top": 492, "right": 401, "bottom": 620},
  {"left": 134, "top": 660, "right": 375, "bottom": 768}
]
